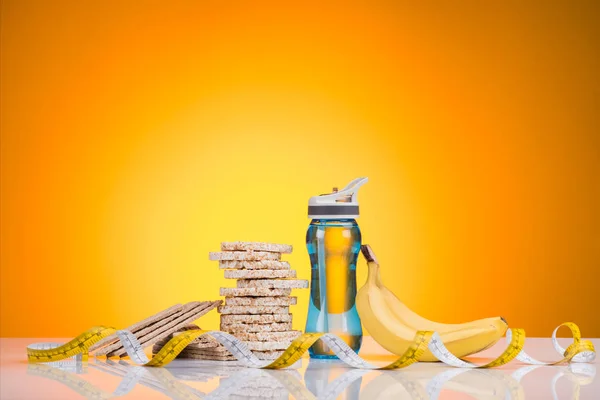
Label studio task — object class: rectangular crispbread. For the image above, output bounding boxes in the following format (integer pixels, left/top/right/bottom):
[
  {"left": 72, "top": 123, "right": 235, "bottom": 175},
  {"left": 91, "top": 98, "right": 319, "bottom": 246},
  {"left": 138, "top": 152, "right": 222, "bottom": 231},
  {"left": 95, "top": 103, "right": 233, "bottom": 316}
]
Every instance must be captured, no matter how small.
[
  {"left": 219, "top": 260, "right": 291, "bottom": 270},
  {"left": 180, "top": 346, "right": 232, "bottom": 355},
  {"left": 218, "top": 305, "right": 289, "bottom": 315},
  {"left": 90, "top": 304, "right": 183, "bottom": 352},
  {"left": 220, "top": 322, "right": 292, "bottom": 333},
  {"left": 225, "top": 297, "right": 297, "bottom": 306},
  {"left": 103, "top": 301, "right": 201, "bottom": 356},
  {"left": 245, "top": 341, "right": 293, "bottom": 351},
  {"left": 224, "top": 270, "right": 296, "bottom": 279},
  {"left": 220, "top": 313, "right": 292, "bottom": 324},
  {"left": 99, "top": 300, "right": 221, "bottom": 357},
  {"left": 152, "top": 324, "right": 214, "bottom": 349},
  {"left": 232, "top": 331, "right": 301, "bottom": 342},
  {"left": 220, "top": 242, "right": 292, "bottom": 254},
  {"left": 236, "top": 279, "right": 308, "bottom": 289},
  {"left": 170, "top": 326, "right": 219, "bottom": 344},
  {"left": 178, "top": 352, "right": 237, "bottom": 361},
  {"left": 153, "top": 332, "right": 221, "bottom": 352},
  {"left": 209, "top": 251, "right": 281, "bottom": 261},
  {"left": 220, "top": 288, "right": 292, "bottom": 297},
  {"left": 113, "top": 301, "right": 221, "bottom": 357},
  {"left": 153, "top": 340, "right": 220, "bottom": 355}
]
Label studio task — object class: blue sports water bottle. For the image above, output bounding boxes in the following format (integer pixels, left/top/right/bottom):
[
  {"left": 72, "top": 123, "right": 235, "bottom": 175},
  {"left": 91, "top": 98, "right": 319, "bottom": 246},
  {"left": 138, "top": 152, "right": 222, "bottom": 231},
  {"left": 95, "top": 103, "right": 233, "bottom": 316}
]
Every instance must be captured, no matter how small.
[{"left": 305, "top": 177, "right": 368, "bottom": 359}]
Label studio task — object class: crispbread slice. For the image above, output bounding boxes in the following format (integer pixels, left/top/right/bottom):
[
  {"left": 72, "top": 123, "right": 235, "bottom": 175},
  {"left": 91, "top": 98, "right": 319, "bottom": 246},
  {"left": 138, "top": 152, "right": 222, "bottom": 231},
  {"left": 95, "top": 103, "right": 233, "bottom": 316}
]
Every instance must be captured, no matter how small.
[
  {"left": 98, "top": 301, "right": 201, "bottom": 356},
  {"left": 194, "top": 336, "right": 220, "bottom": 346},
  {"left": 172, "top": 326, "right": 220, "bottom": 346},
  {"left": 90, "top": 303, "right": 183, "bottom": 352},
  {"left": 220, "top": 242, "right": 293, "bottom": 254},
  {"left": 225, "top": 297, "right": 297, "bottom": 306},
  {"left": 218, "top": 305, "right": 289, "bottom": 315},
  {"left": 95, "top": 305, "right": 185, "bottom": 355},
  {"left": 153, "top": 336, "right": 221, "bottom": 353},
  {"left": 105, "top": 300, "right": 221, "bottom": 357},
  {"left": 220, "top": 288, "right": 292, "bottom": 297},
  {"left": 233, "top": 331, "right": 301, "bottom": 342},
  {"left": 178, "top": 352, "right": 237, "bottom": 361},
  {"left": 184, "top": 334, "right": 221, "bottom": 347},
  {"left": 180, "top": 346, "right": 232, "bottom": 355},
  {"left": 220, "top": 314, "right": 292, "bottom": 324},
  {"left": 153, "top": 324, "right": 205, "bottom": 348},
  {"left": 245, "top": 341, "right": 293, "bottom": 351},
  {"left": 219, "top": 260, "right": 291, "bottom": 270},
  {"left": 187, "top": 341, "right": 221, "bottom": 349},
  {"left": 153, "top": 340, "right": 219, "bottom": 354},
  {"left": 236, "top": 279, "right": 308, "bottom": 289},
  {"left": 209, "top": 251, "right": 281, "bottom": 261},
  {"left": 224, "top": 270, "right": 296, "bottom": 279},
  {"left": 220, "top": 322, "right": 292, "bottom": 333},
  {"left": 176, "top": 323, "right": 201, "bottom": 331},
  {"left": 153, "top": 324, "right": 220, "bottom": 349},
  {"left": 113, "top": 301, "right": 221, "bottom": 357}
]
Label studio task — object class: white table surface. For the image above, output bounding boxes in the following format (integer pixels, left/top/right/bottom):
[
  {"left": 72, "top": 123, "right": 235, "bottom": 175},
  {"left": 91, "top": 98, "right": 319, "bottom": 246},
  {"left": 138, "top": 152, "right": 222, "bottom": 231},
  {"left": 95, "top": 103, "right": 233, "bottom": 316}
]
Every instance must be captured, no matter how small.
[{"left": 1, "top": 336, "right": 597, "bottom": 399}]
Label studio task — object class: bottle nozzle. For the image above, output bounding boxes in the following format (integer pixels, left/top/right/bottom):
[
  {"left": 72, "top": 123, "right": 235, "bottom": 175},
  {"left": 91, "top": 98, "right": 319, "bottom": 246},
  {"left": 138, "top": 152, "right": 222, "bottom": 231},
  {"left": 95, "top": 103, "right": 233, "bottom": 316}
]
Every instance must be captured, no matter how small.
[{"left": 308, "top": 177, "right": 368, "bottom": 219}]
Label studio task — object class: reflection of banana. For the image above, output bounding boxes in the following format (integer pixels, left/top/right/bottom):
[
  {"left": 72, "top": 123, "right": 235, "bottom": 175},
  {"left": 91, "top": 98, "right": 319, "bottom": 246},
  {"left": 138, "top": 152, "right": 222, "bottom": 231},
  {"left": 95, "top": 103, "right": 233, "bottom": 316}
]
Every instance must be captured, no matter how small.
[
  {"left": 361, "top": 371, "right": 428, "bottom": 400},
  {"left": 357, "top": 245, "right": 508, "bottom": 361},
  {"left": 426, "top": 368, "right": 525, "bottom": 400},
  {"left": 363, "top": 365, "right": 530, "bottom": 400}
]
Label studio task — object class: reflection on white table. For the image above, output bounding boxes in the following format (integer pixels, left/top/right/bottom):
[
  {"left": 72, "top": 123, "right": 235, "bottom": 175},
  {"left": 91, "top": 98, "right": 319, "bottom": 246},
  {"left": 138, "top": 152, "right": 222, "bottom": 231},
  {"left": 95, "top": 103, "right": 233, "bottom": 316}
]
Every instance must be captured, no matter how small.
[{"left": 1, "top": 337, "right": 598, "bottom": 399}]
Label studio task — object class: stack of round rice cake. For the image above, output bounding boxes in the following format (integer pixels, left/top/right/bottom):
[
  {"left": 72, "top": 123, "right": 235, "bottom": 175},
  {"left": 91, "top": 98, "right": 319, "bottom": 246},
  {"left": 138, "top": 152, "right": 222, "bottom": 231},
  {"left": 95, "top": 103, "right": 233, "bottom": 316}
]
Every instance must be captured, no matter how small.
[{"left": 211, "top": 241, "right": 308, "bottom": 360}]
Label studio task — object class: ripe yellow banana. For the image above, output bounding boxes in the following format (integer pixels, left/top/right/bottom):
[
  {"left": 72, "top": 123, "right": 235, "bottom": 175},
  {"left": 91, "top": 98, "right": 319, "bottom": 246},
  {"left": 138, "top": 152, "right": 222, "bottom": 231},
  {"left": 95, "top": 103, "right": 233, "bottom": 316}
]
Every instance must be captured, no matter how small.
[{"left": 356, "top": 244, "right": 508, "bottom": 361}]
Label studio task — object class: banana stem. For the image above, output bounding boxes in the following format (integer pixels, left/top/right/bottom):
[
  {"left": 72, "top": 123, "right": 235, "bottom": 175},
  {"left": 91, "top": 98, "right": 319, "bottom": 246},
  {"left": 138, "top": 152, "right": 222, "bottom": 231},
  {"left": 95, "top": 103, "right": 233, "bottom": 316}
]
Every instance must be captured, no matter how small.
[
  {"left": 366, "top": 262, "right": 379, "bottom": 285},
  {"left": 360, "top": 244, "right": 379, "bottom": 264},
  {"left": 361, "top": 244, "right": 381, "bottom": 286}
]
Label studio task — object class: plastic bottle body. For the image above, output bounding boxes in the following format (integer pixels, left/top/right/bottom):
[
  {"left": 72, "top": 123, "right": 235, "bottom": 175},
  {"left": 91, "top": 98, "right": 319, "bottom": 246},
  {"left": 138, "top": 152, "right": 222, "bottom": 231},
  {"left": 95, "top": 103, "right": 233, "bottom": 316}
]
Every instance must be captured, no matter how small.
[{"left": 305, "top": 218, "right": 363, "bottom": 359}]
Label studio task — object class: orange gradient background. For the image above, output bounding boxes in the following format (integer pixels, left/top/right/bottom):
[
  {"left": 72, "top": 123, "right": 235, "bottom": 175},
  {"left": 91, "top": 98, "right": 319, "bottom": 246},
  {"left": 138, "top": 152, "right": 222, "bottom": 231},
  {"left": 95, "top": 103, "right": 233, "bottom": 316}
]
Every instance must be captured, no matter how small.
[{"left": 1, "top": 0, "right": 599, "bottom": 338}]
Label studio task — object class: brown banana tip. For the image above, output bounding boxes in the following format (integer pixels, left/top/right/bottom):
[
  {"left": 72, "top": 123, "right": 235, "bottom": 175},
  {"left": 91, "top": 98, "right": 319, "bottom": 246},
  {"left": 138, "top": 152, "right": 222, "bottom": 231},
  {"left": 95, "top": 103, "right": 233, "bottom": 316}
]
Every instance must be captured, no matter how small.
[{"left": 360, "top": 244, "right": 379, "bottom": 264}]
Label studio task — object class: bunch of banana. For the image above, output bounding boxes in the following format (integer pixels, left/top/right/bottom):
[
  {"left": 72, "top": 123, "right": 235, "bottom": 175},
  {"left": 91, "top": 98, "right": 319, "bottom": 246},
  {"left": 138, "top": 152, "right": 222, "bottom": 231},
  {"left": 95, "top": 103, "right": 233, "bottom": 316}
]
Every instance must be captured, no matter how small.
[{"left": 356, "top": 244, "right": 508, "bottom": 361}]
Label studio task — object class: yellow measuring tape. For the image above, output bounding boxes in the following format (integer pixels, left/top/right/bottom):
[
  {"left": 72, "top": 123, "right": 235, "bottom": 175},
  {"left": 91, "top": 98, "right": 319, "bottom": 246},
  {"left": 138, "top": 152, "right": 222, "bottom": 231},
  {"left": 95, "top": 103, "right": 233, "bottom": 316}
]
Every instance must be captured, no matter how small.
[{"left": 27, "top": 322, "right": 596, "bottom": 369}]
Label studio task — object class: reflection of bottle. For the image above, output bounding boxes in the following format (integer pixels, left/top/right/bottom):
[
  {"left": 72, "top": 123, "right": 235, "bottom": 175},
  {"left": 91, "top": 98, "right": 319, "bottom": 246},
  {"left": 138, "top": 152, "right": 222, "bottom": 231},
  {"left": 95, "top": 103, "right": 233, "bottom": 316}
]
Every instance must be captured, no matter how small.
[
  {"left": 304, "top": 360, "right": 364, "bottom": 400},
  {"left": 305, "top": 178, "right": 368, "bottom": 359}
]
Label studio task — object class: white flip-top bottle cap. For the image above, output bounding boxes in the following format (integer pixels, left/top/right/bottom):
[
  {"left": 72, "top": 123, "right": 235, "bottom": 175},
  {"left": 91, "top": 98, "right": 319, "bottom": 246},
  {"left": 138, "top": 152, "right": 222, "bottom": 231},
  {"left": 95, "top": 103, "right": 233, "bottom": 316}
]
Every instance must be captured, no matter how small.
[{"left": 308, "top": 177, "right": 368, "bottom": 219}]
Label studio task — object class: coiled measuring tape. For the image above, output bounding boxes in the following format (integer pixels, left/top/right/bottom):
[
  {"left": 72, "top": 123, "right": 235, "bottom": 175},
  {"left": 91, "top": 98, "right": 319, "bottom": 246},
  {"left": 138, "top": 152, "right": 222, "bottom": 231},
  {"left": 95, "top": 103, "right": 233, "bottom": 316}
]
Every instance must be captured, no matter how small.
[{"left": 27, "top": 322, "right": 595, "bottom": 370}]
